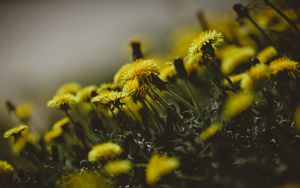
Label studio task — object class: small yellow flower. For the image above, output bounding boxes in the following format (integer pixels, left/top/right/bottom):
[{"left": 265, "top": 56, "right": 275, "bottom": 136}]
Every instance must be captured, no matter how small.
[
  {"left": 56, "top": 82, "right": 81, "bottom": 95},
  {"left": 98, "top": 83, "right": 119, "bottom": 93},
  {"left": 146, "top": 154, "right": 179, "bottom": 185},
  {"left": 115, "top": 59, "right": 159, "bottom": 86},
  {"left": 295, "top": 106, "right": 300, "bottom": 130},
  {"left": 248, "top": 63, "right": 271, "bottom": 80},
  {"left": 159, "top": 62, "right": 176, "bottom": 81},
  {"left": 77, "top": 85, "right": 97, "bottom": 103},
  {"left": 12, "top": 133, "right": 38, "bottom": 154},
  {"left": 200, "top": 122, "right": 220, "bottom": 141},
  {"left": 88, "top": 142, "right": 122, "bottom": 162},
  {"left": 3, "top": 125, "right": 29, "bottom": 139},
  {"left": 223, "top": 91, "right": 254, "bottom": 119},
  {"left": 104, "top": 160, "right": 132, "bottom": 175},
  {"left": 188, "top": 30, "right": 224, "bottom": 57},
  {"left": 240, "top": 73, "right": 254, "bottom": 91},
  {"left": 269, "top": 57, "right": 299, "bottom": 74},
  {"left": 0, "top": 160, "right": 14, "bottom": 173},
  {"left": 257, "top": 46, "right": 277, "bottom": 63},
  {"left": 91, "top": 91, "right": 123, "bottom": 109},
  {"left": 52, "top": 117, "right": 70, "bottom": 130},
  {"left": 44, "top": 128, "right": 63, "bottom": 143},
  {"left": 122, "top": 78, "right": 149, "bottom": 97},
  {"left": 60, "top": 170, "right": 114, "bottom": 188},
  {"left": 14, "top": 103, "right": 32, "bottom": 122},
  {"left": 221, "top": 46, "right": 256, "bottom": 74},
  {"left": 47, "top": 94, "right": 78, "bottom": 110}
]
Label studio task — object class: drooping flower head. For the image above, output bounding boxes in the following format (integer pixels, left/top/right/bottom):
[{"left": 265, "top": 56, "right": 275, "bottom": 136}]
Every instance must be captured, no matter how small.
[
  {"left": 269, "top": 57, "right": 299, "bottom": 75},
  {"left": 188, "top": 30, "right": 224, "bottom": 58},
  {"left": 47, "top": 94, "right": 78, "bottom": 110},
  {"left": 77, "top": 85, "right": 98, "bottom": 103},
  {"left": 88, "top": 142, "right": 122, "bottom": 162},
  {"left": 3, "top": 125, "right": 29, "bottom": 139},
  {"left": 146, "top": 154, "right": 179, "bottom": 185},
  {"left": 56, "top": 82, "right": 81, "bottom": 95}
]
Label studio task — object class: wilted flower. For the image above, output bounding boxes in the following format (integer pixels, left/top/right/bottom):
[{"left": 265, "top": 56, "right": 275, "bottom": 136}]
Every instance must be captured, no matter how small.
[
  {"left": 88, "top": 142, "right": 122, "bottom": 162},
  {"left": 146, "top": 154, "right": 179, "bottom": 185}
]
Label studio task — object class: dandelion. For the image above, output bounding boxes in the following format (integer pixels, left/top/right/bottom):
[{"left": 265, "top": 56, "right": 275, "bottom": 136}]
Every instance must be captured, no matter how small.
[
  {"left": 240, "top": 73, "right": 254, "bottom": 91},
  {"left": 269, "top": 57, "right": 299, "bottom": 74},
  {"left": 56, "top": 82, "right": 81, "bottom": 95},
  {"left": 248, "top": 63, "right": 271, "bottom": 80},
  {"left": 188, "top": 30, "right": 224, "bottom": 57},
  {"left": 88, "top": 142, "right": 122, "bottom": 162},
  {"left": 43, "top": 128, "right": 63, "bottom": 144},
  {"left": 122, "top": 78, "right": 148, "bottom": 97},
  {"left": 257, "top": 46, "right": 277, "bottom": 63},
  {"left": 223, "top": 91, "right": 254, "bottom": 119},
  {"left": 12, "top": 133, "right": 38, "bottom": 154},
  {"left": 77, "top": 85, "right": 97, "bottom": 103},
  {"left": 200, "top": 122, "right": 220, "bottom": 141},
  {"left": 146, "top": 154, "right": 179, "bottom": 185},
  {"left": 91, "top": 91, "right": 123, "bottom": 109},
  {"left": 221, "top": 46, "right": 256, "bottom": 74},
  {"left": 0, "top": 160, "right": 14, "bottom": 173},
  {"left": 3, "top": 125, "right": 29, "bottom": 139},
  {"left": 47, "top": 94, "right": 78, "bottom": 110},
  {"left": 104, "top": 160, "right": 132, "bottom": 175},
  {"left": 118, "top": 59, "right": 159, "bottom": 86},
  {"left": 98, "top": 83, "right": 119, "bottom": 93},
  {"left": 159, "top": 62, "right": 176, "bottom": 82},
  {"left": 52, "top": 117, "right": 70, "bottom": 130},
  {"left": 14, "top": 103, "right": 32, "bottom": 122}
]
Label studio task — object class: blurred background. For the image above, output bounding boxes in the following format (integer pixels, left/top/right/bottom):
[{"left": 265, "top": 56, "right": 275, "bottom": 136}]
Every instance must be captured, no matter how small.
[{"left": 0, "top": 0, "right": 245, "bottom": 132}]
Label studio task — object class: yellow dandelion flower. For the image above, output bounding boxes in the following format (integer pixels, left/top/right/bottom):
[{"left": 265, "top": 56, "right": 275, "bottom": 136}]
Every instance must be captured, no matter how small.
[
  {"left": 47, "top": 94, "right": 78, "bottom": 110},
  {"left": 257, "top": 46, "right": 277, "bottom": 63},
  {"left": 248, "top": 63, "right": 271, "bottom": 80},
  {"left": 91, "top": 91, "right": 123, "bottom": 108},
  {"left": 221, "top": 46, "right": 256, "bottom": 74},
  {"left": 200, "top": 122, "right": 220, "bottom": 141},
  {"left": 269, "top": 57, "right": 299, "bottom": 74},
  {"left": 146, "top": 154, "right": 179, "bottom": 185},
  {"left": 216, "top": 45, "right": 239, "bottom": 60},
  {"left": 3, "top": 125, "right": 29, "bottom": 139},
  {"left": 56, "top": 82, "right": 81, "bottom": 95},
  {"left": 98, "top": 83, "right": 118, "bottom": 93},
  {"left": 104, "top": 160, "right": 132, "bottom": 175},
  {"left": 12, "top": 133, "right": 38, "bottom": 154},
  {"left": 116, "top": 59, "right": 159, "bottom": 86},
  {"left": 60, "top": 170, "right": 114, "bottom": 188},
  {"left": 223, "top": 73, "right": 245, "bottom": 87},
  {"left": 114, "top": 63, "right": 133, "bottom": 85},
  {"left": 295, "top": 107, "right": 300, "bottom": 130},
  {"left": 223, "top": 91, "right": 254, "bottom": 119},
  {"left": 44, "top": 128, "right": 63, "bottom": 143},
  {"left": 240, "top": 73, "right": 255, "bottom": 91},
  {"left": 14, "top": 103, "right": 32, "bottom": 122},
  {"left": 88, "top": 142, "right": 122, "bottom": 162},
  {"left": 122, "top": 78, "right": 148, "bottom": 97},
  {"left": 188, "top": 30, "right": 224, "bottom": 57},
  {"left": 0, "top": 160, "right": 14, "bottom": 173},
  {"left": 159, "top": 62, "right": 176, "bottom": 81},
  {"left": 52, "top": 117, "right": 70, "bottom": 130},
  {"left": 77, "top": 85, "right": 97, "bottom": 103}
]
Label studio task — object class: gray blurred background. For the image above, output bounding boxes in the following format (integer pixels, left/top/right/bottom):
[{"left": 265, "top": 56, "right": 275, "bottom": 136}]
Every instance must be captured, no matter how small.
[{"left": 0, "top": 0, "right": 244, "bottom": 131}]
